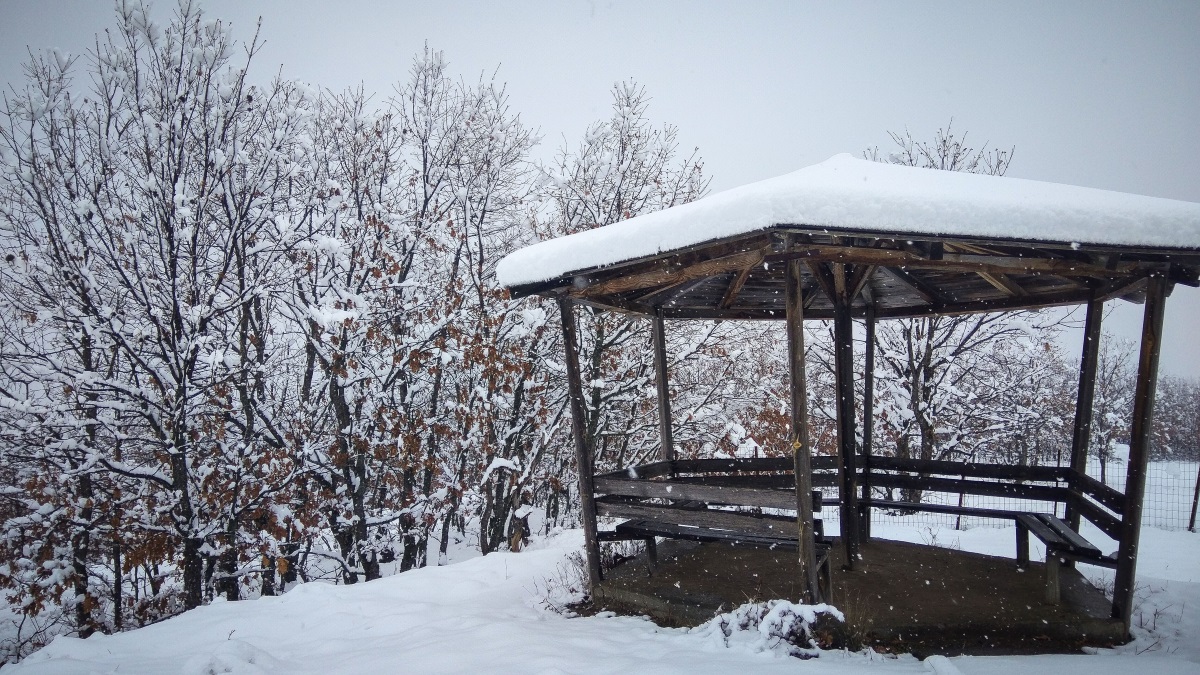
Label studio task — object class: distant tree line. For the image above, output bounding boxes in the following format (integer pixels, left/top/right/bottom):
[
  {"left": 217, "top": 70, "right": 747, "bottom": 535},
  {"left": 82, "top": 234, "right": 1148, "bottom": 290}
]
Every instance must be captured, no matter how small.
[{"left": 0, "top": 0, "right": 1195, "bottom": 663}]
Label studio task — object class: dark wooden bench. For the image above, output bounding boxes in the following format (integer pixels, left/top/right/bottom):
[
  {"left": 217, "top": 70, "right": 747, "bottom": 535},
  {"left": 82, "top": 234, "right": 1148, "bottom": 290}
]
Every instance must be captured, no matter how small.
[
  {"left": 1015, "top": 513, "right": 1116, "bottom": 604},
  {"left": 598, "top": 490, "right": 833, "bottom": 601},
  {"left": 864, "top": 498, "right": 1114, "bottom": 604}
]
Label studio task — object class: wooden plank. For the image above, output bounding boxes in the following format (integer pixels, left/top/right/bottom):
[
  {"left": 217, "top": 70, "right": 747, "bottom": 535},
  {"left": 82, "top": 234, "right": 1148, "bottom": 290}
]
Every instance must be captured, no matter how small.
[
  {"left": 595, "top": 461, "right": 675, "bottom": 481},
  {"left": 867, "top": 473, "right": 1068, "bottom": 502},
  {"left": 786, "top": 250, "right": 821, "bottom": 603},
  {"left": 1036, "top": 514, "right": 1102, "bottom": 556},
  {"left": 1113, "top": 275, "right": 1168, "bottom": 630},
  {"left": 879, "top": 266, "right": 945, "bottom": 306},
  {"left": 629, "top": 461, "right": 674, "bottom": 479},
  {"left": 614, "top": 519, "right": 809, "bottom": 550},
  {"left": 1070, "top": 494, "right": 1123, "bottom": 539},
  {"left": 594, "top": 476, "right": 800, "bottom": 511},
  {"left": 1069, "top": 471, "right": 1125, "bottom": 514},
  {"left": 668, "top": 456, "right": 839, "bottom": 473},
  {"left": 558, "top": 297, "right": 602, "bottom": 590},
  {"left": 594, "top": 497, "right": 800, "bottom": 539},
  {"left": 861, "top": 498, "right": 1024, "bottom": 520},
  {"left": 668, "top": 473, "right": 844, "bottom": 493},
  {"left": 651, "top": 311, "right": 676, "bottom": 466},
  {"left": 1017, "top": 513, "right": 1068, "bottom": 548},
  {"left": 1067, "top": 295, "right": 1103, "bottom": 531},
  {"left": 867, "top": 456, "right": 1067, "bottom": 482},
  {"left": 1052, "top": 548, "right": 1118, "bottom": 569}
]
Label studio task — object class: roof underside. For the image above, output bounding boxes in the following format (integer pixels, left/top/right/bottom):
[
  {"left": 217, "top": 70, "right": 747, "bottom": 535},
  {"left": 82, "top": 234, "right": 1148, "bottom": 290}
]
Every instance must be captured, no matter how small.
[
  {"left": 499, "top": 155, "right": 1200, "bottom": 319},
  {"left": 509, "top": 226, "right": 1200, "bottom": 320}
]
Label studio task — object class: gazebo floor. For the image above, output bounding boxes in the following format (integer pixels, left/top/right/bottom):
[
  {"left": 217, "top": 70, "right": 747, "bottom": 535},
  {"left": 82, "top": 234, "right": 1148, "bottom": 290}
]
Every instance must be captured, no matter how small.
[{"left": 592, "top": 537, "right": 1127, "bottom": 656}]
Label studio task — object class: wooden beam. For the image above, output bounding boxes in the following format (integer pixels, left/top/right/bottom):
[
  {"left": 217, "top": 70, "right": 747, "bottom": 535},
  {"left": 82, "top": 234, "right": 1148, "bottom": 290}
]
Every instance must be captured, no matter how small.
[
  {"left": 594, "top": 497, "right": 799, "bottom": 539},
  {"left": 977, "top": 271, "right": 1029, "bottom": 297},
  {"left": 1095, "top": 274, "right": 1149, "bottom": 303},
  {"left": 1111, "top": 275, "right": 1168, "bottom": 632},
  {"left": 651, "top": 310, "right": 676, "bottom": 467},
  {"left": 1066, "top": 294, "right": 1103, "bottom": 531},
  {"left": 632, "top": 275, "right": 710, "bottom": 306},
  {"left": 557, "top": 297, "right": 602, "bottom": 591},
  {"left": 574, "top": 246, "right": 768, "bottom": 298},
  {"left": 832, "top": 262, "right": 848, "bottom": 300},
  {"left": 879, "top": 266, "right": 946, "bottom": 307},
  {"left": 719, "top": 264, "right": 754, "bottom": 309},
  {"left": 778, "top": 244, "right": 1138, "bottom": 277},
  {"left": 846, "top": 264, "right": 875, "bottom": 303},
  {"left": 786, "top": 249, "right": 821, "bottom": 603},
  {"left": 860, "top": 301, "right": 876, "bottom": 542},
  {"left": 595, "top": 476, "right": 798, "bottom": 511},
  {"left": 806, "top": 261, "right": 838, "bottom": 305},
  {"left": 833, "top": 298, "right": 860, "bottom": 567}
]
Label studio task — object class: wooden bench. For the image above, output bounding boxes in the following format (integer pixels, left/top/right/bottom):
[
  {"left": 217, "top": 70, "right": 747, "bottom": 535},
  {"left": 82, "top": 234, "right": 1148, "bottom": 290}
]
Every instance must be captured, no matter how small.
[
  {"left": 864, "top": 498, "right": 1114, "bottom": 604},
  {"left": 1015, "top": 513, "right": 1116, "bottom": 604},
  {"left": 598, "top": 490, "right": 834, "bottom": 602}
]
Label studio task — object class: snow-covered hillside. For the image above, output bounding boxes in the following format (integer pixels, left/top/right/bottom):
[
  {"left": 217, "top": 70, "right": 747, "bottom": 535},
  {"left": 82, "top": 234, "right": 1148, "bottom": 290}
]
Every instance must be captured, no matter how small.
[{"left": 6, "top": 525, "right": 1198, "bottom": 675}]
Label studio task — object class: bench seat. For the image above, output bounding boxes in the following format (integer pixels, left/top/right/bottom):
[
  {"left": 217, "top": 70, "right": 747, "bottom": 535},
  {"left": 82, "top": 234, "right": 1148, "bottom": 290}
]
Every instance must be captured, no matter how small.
[{"left": 603, "top": 517, "right": 834, "bottom": 602}]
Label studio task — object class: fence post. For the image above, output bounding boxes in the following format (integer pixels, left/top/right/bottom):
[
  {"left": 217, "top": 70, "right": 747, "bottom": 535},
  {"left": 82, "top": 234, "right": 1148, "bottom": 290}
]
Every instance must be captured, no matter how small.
[{"left": 1189, "top": 461, "right": 1199, "bottom": 533}]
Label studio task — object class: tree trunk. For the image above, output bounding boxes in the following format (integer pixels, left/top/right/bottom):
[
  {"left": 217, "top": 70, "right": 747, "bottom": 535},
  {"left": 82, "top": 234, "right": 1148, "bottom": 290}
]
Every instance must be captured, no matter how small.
[{"left": 182, "top": 537, "right": 204, "bottom": 610}]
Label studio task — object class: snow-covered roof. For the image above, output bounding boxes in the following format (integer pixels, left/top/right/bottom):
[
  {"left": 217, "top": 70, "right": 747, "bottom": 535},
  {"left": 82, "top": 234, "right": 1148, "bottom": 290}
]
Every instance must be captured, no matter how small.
[{"left": 497, "top": 154, "right": 1200, "bottom": 289}]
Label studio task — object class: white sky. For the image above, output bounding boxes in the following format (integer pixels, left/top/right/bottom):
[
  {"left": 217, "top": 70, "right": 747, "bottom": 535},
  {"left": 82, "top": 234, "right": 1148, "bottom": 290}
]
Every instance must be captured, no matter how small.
[{"left": 2, "top": 0, "right": 1198, "bottom": 376}]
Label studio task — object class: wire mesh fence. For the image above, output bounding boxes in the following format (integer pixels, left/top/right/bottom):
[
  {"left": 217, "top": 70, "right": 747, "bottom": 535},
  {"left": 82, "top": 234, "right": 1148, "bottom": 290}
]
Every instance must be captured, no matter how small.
[{"left": 819, "top": 457, "right": 1200, "bottom": 537}]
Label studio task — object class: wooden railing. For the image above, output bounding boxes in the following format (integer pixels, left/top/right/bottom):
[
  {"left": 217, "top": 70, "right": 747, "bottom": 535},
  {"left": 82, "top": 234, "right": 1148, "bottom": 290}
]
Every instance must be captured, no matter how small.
[{"left": 594, "top": 455, "right": 1127, "bottom": 545}]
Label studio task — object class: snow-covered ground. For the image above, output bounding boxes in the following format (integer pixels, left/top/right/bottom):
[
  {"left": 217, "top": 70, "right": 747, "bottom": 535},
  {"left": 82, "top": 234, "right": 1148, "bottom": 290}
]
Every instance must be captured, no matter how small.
[{"left": 5, "top": 522, "right": 1198, "bottom": 675}]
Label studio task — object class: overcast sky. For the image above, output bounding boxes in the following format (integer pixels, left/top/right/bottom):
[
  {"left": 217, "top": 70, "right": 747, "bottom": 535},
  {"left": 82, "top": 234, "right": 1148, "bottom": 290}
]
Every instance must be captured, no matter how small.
[{"left": 2, "top": 0, "right": 1198, "bottom": 376}]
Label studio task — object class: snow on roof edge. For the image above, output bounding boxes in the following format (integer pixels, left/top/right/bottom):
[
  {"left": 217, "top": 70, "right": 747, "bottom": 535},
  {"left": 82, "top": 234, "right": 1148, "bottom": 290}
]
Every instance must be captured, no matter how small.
[{"left": 497, "top": 154, "right": 1200, "bottom": 289}]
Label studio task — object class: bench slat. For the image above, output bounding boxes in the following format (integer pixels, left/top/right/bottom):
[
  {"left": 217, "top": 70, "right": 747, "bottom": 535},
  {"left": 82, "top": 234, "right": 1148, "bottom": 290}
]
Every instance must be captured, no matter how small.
[
  {"left": 1035, "top": 514, "right": 1103, "bottom": 557},
  {"left": 1016, "top": 513, "right": 1067, "bottom": 548},
  {"left": 861, "top": 498, "right": 1024, "bottom": 520},
  {"left": 613, "top": 519, "right": 832, "bottom": 554}
]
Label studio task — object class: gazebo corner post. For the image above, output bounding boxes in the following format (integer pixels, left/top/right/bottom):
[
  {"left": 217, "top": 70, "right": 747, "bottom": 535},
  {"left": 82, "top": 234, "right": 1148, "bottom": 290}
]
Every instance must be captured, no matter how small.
[
  {"left": 1066, "top": 292, "right": 1104, "bottom": 532},
  {"left": 785, "top": 255, "right": 821, "bottom": 604},
  {"left": 833, "top": 293, "right": 860, "bottom": 568},
  {"left": 557, "top": 296, "right": 603, "bottom": 594},
  {"left": 859, "top": 300, "right": 876, "bottom": 543},
  {"left": 651, "top": 308, "right": 676, "bottom": 474},
  {"left": 1111, "top": 275, "right": 1168, "bottom": 632}
]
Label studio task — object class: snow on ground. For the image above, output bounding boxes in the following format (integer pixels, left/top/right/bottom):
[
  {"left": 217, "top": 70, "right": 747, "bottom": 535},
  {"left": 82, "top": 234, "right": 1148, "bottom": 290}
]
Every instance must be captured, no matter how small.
[{"left": 5, "top": 524, "right": 1199, "bottom": 675}]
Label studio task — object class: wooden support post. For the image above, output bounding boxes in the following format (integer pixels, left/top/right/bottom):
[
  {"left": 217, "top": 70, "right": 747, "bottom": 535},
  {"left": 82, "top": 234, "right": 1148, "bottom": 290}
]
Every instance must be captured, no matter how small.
[
  {"left": 644, "top": 537, "right": 659, "bottom": 572},
  {"left": 558, "top": 297, "right": 603, "bottom": 594},
  {"left": 1045, "top": 552, "right": 1061, "bottom": 605},
  {"left": 1015, "top": 520, "right": 1030, "bottom": 567},
  {"left": 1066, "top": 294, "right": 1103, "bottom": 531},
  {"left": 860, "top": 300, "right": 876, "bottom": 542},
  {"left": 785, "top": 254, "right": 821, "bottom": 604},
  {"left": 651, "top": 310, "right": 676, "bottom": 467},
  {"left": 1111, "top": 276, "right": 1168, "bottom": 631},
  {"left": 833, "top": 282, "right": 860, "bottom": 568}
]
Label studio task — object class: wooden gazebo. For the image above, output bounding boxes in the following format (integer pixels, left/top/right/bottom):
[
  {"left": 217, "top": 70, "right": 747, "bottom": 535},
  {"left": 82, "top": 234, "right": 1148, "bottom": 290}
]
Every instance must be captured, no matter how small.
[{"left": 497, "top": 155, "right": 1200, "bottom": 637}]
